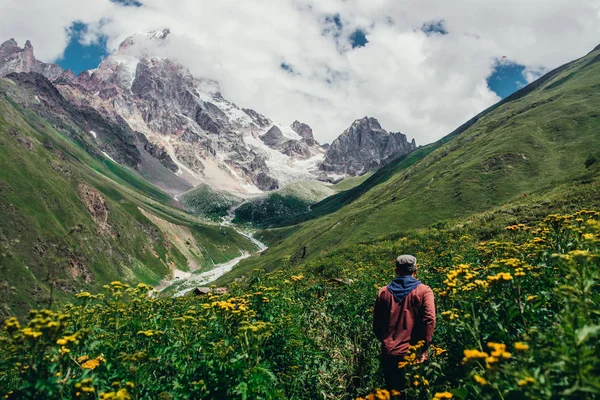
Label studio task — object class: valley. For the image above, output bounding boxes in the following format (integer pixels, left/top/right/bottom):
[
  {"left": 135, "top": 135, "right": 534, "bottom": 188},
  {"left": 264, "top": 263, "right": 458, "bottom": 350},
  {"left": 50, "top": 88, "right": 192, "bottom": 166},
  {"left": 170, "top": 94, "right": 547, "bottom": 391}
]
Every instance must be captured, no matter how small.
[{"left": 0, "top": 23, "right": 599, "bottom": 400}]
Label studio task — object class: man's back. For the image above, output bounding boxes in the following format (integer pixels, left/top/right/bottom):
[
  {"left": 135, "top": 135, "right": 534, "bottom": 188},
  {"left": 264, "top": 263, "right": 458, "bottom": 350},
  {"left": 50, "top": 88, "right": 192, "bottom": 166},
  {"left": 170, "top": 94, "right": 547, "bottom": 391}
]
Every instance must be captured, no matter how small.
[{"left": 373, "top": 283, "right": 436, "bottom": 357}]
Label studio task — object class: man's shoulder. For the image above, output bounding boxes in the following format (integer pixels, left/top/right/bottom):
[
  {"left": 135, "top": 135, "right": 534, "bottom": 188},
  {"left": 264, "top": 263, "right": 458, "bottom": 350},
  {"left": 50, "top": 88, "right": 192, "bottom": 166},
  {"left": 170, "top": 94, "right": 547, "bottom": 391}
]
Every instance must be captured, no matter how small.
[
  {"left": 416, "top": 283, "right": 434, "bottom": 294},
  {"left": 377, "top": 285, "right": 391, "bottom": 297}
]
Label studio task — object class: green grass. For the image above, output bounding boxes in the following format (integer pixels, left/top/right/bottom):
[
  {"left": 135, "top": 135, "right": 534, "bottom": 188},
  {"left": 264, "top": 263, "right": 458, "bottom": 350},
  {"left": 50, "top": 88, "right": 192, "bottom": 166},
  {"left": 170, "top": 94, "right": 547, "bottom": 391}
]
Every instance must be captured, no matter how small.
[
  {"left": 178, "top": 184, "right": 242, "bottom": 219},
  {"left": 215, "top": 44, "right": 600, "bottom": 283},
  {"left": 0, "top": 87, "right": 256, "bottom": 317},
  {"left": 331, "top": 171, "right": 374, "bottom": 191}
]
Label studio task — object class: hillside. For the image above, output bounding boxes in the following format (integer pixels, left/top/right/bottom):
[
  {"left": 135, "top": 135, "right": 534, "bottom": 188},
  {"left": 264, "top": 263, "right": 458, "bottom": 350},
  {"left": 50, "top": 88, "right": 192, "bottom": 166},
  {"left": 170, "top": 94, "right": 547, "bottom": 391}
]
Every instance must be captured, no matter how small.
[
  {"left": 2, "top": 181, "right": 598, "bottom": 398},
  {"left": 0, "top": 76, "right": 258, "bottom": 317},
  {"left": 220, "top": 43, "right": 600, "bottom": 280}
]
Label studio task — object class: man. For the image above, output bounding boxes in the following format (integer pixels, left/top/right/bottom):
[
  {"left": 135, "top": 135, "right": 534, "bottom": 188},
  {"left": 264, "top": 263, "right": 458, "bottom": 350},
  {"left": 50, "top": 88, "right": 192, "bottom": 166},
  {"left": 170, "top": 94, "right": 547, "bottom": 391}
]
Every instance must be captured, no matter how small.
[{"left": 373, "top": 254, "right": 436, "bottom": 392}]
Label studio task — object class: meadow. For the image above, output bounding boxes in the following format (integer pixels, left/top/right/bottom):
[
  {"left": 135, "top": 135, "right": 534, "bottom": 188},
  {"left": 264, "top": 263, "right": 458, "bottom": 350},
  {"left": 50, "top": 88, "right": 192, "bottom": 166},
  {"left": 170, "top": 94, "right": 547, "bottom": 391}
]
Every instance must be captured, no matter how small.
[{"left": 1, "top": 201, "right": 598, "bottom": 399}]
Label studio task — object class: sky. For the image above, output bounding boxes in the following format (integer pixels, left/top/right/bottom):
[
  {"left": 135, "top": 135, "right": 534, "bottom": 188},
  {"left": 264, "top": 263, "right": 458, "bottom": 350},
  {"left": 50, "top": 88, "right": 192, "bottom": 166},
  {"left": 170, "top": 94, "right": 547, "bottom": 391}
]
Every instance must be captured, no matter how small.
[{"left": 1, "top": 0, "right": 600, "bottom": 145}]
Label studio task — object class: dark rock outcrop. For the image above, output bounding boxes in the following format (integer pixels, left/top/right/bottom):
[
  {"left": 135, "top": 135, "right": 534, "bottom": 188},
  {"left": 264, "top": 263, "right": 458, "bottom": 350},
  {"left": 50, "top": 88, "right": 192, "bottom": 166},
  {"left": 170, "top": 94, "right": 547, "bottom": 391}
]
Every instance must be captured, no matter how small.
[
  {"left": 321, "top": 117, "right": 416, "bottom": 176},
  {"left": 260, "top": 126, "right": 286, "bottom": 147},
  {"left": 134, "top": 132, "right": 178, "bottom": 172}
]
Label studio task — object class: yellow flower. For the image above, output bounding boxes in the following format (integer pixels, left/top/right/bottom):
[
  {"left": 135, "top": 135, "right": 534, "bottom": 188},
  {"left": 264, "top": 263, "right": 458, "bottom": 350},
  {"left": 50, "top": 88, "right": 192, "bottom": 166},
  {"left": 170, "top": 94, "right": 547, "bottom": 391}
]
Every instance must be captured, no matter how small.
[
  {"left": 514, "top": 342, "right": 529, "bottom": 351},
  {"left": 463, "top": 349, "right": 488, "bottom": 361},
  {"left": 5, "top": 317, "right": 20, "bottom": 332},
  {"left": 81, "top": 359, "right": 101, "bottom": 370},
  {"left": 517, "top": 377, "right": 535, "bottom": 386},
  {"left": 473, "top": 374, "right": 488, "bottom": 385},
  {"left": 434, "top": 392, "right": 453, "bottom": 399}
]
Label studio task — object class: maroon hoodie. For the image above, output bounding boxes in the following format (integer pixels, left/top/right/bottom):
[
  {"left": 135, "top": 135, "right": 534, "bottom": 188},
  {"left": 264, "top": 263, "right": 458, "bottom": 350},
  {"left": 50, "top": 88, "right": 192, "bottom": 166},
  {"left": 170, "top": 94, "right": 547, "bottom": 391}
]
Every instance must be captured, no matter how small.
[{"left": 373, "top": 284, "right": 436, "bottom": 357}]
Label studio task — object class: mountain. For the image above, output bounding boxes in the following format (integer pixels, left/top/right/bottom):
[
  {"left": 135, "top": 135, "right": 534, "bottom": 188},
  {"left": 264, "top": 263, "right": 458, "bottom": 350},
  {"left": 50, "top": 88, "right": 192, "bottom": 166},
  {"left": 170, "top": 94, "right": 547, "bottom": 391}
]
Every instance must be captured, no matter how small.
[
  {"left": 320, "top": 117, "right": 417, "bottom": 176},
  {"left": 217, "top": 42, "right": 600, "bottom": 281},
  {"left": 0, "top": 71, "right": 264, "bottom": 317},
  {"left": 0, "top": 31, "right": 329, "bottom": 195},
  {"left": 0, "top": 38, "right": 62, "bottom": 80}
]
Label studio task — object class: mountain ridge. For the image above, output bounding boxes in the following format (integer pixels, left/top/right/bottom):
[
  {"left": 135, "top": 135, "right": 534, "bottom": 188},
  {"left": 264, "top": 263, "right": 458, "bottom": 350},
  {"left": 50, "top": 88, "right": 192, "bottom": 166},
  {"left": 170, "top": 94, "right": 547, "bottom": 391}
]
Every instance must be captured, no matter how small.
[{"left": 0, "top": 32, "right": 417, "bottom": 196}]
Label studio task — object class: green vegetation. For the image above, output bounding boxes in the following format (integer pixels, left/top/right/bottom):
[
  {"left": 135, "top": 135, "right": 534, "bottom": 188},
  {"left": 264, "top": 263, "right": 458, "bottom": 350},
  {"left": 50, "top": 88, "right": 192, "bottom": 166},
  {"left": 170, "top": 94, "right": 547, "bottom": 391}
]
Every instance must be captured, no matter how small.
[
  {"left": 233, "top": 181, "right": 335, "bottom": 227},
  {"left": 0, "top": 83, "right": 256, "bottom": 318},
  {"left": 178, "top": 184, "right": 242, "bottom": 220},
  {"left": 220, "top": 42, "right": 600, "bottom": 282},
  {"left": 331, "top": 171, "right": 374, "bottom": 192},
  {"left": 1, "top": 197, "right": 598, "bottom": 399}
]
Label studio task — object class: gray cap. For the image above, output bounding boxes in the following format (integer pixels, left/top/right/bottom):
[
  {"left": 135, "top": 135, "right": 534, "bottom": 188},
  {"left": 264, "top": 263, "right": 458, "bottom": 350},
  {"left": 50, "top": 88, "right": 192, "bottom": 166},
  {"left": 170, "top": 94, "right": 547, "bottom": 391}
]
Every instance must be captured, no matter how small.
[{"left": 396, "top": 254, "right": 417, "bottom": 268}]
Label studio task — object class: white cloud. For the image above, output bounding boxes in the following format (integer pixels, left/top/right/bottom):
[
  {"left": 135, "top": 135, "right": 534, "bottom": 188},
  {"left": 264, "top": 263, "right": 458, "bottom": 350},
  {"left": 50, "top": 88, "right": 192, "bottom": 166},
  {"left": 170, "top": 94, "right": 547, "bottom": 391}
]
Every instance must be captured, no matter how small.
[{"left": 1, "top": 0, "right": 600, "bottom": 144}]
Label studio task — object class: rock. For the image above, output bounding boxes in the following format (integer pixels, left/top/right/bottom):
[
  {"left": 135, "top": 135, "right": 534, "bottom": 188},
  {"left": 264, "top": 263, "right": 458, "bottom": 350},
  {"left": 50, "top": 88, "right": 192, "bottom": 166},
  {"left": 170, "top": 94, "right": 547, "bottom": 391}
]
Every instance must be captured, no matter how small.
[
  {"left": 260, "top": 125, "right": 286, "bottom": 147},
  {"left": 0, "top": 38, "right": 63, "bottom": 81},
  {"left": 291, "top": 120, "right": 316, "bottom": 146},
  {"left": 77, "top": 183, "right": 112, "bottom": 236},
  {"left": 321, "top": 117, "right": 416, "bottom": 176}
]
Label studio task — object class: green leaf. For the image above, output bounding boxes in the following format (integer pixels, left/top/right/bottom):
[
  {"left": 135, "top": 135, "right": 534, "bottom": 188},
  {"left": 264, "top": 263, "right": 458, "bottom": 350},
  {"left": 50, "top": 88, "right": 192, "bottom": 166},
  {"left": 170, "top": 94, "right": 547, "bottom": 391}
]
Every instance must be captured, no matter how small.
[
  {"left": 576, "top": 325, "right": 600, "bottom": 345},
  {"left": 450, "top": 386, "right": 469, "bottom": 399}
]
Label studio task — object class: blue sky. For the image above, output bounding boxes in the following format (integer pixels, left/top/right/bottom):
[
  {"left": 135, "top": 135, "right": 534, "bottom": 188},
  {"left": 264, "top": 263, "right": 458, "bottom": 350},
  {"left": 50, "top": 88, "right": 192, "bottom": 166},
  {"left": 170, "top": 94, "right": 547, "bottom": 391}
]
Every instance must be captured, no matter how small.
[{"left": 56, "top": 23, "right": 108, "bottom": 74}]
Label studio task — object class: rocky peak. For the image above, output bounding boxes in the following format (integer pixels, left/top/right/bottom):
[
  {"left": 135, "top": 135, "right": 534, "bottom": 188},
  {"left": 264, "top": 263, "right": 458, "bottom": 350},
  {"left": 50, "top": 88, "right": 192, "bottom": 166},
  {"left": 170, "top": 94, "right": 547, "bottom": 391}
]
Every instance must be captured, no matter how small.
[
  {"left": 260, "top": 125, "right": 286, "bottom": 147},
  {"left": 0, "top": 38, "right": 63, "bottom": 81},
  {"left": 320, "top": 117, "right": 416, "bottom": 176},
  {"left": 24, "top": 40, "right": 34, "bottom": 53},
  {"left": 349, "top": 116, "right": 383, "bottom": 132},
  {"left": 291, "top": 120, "right": 316, "bottom": 146},
  {"left": 0, "top": 38, "right": 18, "bottom": 53},
  {"left": 119, "top": 28, "right": 171, "bottom": 51}
]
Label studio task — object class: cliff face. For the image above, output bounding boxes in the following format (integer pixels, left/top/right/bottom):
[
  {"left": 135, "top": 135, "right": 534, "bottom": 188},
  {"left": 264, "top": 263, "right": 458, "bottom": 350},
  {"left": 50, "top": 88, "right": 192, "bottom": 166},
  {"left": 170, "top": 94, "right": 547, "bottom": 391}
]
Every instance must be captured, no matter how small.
[
  {"left": 0, "top": 39, "right": 63, "bottom": 81},
  {"left": 321, "top": 117, "right": 417, "bottom": 176}
]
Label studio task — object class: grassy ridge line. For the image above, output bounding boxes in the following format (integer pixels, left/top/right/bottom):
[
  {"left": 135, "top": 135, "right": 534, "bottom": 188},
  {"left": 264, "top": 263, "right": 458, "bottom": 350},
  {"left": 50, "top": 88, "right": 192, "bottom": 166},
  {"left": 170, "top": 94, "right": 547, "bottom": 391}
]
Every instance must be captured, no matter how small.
[{"left": 216, "top": 45, "right": 600, "bottom": 283}]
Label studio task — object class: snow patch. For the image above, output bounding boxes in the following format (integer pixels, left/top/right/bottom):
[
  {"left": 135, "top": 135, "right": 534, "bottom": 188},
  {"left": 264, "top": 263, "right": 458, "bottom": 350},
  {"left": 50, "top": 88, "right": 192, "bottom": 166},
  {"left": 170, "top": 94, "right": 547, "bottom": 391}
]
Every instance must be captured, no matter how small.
[
  {"left": 89, "top": 130, "right": 97, "bottom": 139},
  {"left": 101, "top": 151, "right": 117, "bottom": 163},
  {"left": 243, "top": 134, "right": 324, "bottom": 187},
  {"left": 276, "top": 123, "right": 302, "bottom": 141}
]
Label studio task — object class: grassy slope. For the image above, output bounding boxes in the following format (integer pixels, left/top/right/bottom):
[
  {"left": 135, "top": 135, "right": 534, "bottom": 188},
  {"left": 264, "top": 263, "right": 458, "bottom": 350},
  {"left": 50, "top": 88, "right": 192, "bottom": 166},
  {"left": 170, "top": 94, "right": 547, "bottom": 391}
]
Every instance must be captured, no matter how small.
[
  {"left": 218, "top": 45, "right": 600, "bottom": 281},
  {"left": 178, "top": 184, "right": 242, "bottom": 219},
  {"left": 233, "top": 180, "right": 336, "bottom": 227},
  {"left": 0, "top": 89, "right": 256, "bottom": 317}
]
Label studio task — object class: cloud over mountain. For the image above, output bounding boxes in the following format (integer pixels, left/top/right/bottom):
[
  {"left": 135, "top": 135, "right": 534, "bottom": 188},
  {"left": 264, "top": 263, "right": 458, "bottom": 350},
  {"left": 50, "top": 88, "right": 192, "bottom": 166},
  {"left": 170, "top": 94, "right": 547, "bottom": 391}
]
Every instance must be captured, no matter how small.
[{"left": 2, "top": 0, "right": 599, "bottom": 144}]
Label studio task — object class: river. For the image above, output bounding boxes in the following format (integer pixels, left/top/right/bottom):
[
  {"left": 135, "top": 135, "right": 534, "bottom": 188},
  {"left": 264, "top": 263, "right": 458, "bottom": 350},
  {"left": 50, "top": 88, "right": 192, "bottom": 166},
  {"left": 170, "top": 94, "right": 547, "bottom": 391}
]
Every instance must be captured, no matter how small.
[{"left": 157, "top": 208, "right": 268, "bottom": 297}]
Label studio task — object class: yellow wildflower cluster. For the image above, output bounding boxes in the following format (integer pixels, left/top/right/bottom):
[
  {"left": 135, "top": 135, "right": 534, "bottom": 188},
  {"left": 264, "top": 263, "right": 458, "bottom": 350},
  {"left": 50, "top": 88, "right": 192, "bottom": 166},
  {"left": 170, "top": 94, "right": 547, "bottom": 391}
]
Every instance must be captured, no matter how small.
[
  {"left": 517, "top": 376, "right": 535, "bottom": 386},
  {"left": 100, "top": 388, "right": 132, "bottom": 400},
  {"left": 473, "top": 374, "right": 488, "bottom": 386},
  {"left": 291, "top": 274, "right": 305, "bottom": 282},
  {"left": 74, "top": 378, "right": 95, "bottom": 394},
  {"left": 81, "top": 356, "right": 105, "bottom": 370},
  {"left": 398, "top": 341, "right": 426, "bottom": 368},
  {"left": 356, "top": 388, "right": 401, "bottom": 400},
  {"left": 514, "top": 342, "right": 529, "bottom": 351},
  {"left": 440, "top": 263, "right": 481, "bottom": 295},
  {"left": 136, "top": 330, "right": 164, "bottom": 337},
  {"left": 433, "top": 392, "right": 453, "bottom": 399},
  {"left": 487, "top": 272, "right": 513, "bottom": 282},
  {"left": 441, "top": 310, "right": 459, "bottom": 321},
  {"left": 505, "top": 223, "right": 530, "bottom": 232},
  {"left": 412, "top": 374, "right": 429, "bottom": 387}
]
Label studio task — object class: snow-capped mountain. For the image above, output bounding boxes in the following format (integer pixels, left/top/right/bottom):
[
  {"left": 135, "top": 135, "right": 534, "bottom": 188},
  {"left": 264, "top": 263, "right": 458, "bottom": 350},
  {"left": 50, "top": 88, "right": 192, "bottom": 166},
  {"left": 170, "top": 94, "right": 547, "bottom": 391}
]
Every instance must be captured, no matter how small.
[
  {"left": 56, "top": 29, "right": 328, "bottom": 195},
  {"left": 0, "top": 30, "right": 326, "bottom": 195},
  {"left": 0, "top": 30, "right": 417, "bottom": 196}
]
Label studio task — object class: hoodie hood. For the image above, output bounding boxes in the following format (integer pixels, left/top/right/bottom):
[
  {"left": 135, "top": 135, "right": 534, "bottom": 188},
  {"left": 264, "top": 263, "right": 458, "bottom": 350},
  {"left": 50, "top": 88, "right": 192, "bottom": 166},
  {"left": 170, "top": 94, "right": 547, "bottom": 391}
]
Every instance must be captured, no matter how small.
[{"left": 387, "top": 275, "right": 421, "bottom": 303}]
